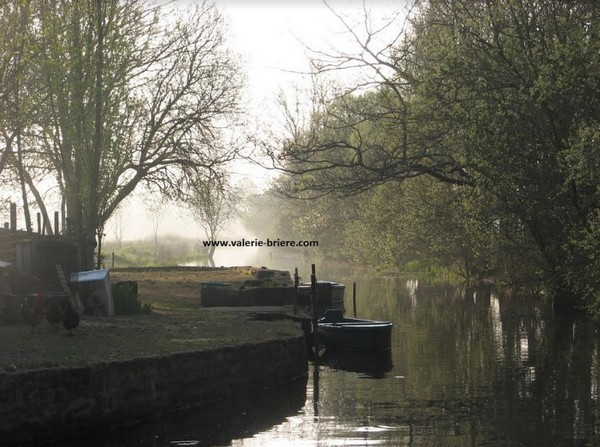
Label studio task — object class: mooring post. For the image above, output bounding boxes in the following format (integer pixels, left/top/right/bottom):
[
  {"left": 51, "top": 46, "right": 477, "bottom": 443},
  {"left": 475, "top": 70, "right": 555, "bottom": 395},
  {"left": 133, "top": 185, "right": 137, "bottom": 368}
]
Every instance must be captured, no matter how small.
[
  {"left": 312, "top": 360, "right": 320, "bottom": 416},
  {"left": 353, "top": 282, "right": 357, "bottom": 317},
  {"left": 310, "top": 263, "right": 319, "bottom": 351},
  {"left": 36, "top": 213, "right": 41, "bottom": 234},
  {"left": 112, "top": 252, "right": 115, "bottom": 269},
  {"left": 293, "top": 267, "right": 299, "bottom": 315},
  {"left": 54, "top": 211, "right": 59, "bottom": 235}
]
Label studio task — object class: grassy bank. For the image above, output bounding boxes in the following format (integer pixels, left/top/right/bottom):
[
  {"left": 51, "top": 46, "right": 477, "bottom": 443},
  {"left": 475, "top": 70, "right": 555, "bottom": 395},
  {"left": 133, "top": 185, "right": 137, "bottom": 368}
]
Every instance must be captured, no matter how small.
[
  {"left": 0, "top": 267, "right": 300, "bottom": 371},
  {"left": 102, "top": 236, "right": 209, "bottom": 268}
]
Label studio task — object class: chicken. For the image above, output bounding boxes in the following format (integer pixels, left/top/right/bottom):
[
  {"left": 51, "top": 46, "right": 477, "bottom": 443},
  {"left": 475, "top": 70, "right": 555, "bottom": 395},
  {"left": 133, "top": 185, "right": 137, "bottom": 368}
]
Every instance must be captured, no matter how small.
[
  {"left": 20, "top": 294, "right": 45, "bottom": 333},
  {"left": 45, "top": 299, "right": 64, "bottom": 331},
  {"left": 62, "top": 300, "right": 80, "bottom": 334}
]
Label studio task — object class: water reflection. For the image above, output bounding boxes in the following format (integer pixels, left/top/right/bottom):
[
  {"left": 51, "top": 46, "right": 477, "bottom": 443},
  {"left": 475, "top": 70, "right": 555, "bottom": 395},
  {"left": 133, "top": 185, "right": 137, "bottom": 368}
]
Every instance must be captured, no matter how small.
[
  {"left": 69, "top": 271, "right": 600, "bottom": 446},
  {"left": 51, "top": 378, "right": 307, "bottom": 447},
  {"left": 235, "top": 275, "right": 600, "bottom": 446},
  {"left": 320, "top": 350, "right": 393, "bottom": 379}
]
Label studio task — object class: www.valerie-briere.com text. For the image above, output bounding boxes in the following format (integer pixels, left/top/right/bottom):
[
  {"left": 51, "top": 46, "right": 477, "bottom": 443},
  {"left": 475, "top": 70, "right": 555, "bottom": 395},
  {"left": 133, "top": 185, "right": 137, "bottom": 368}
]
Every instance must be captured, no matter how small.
[{"left": 201, "top": 238, "right": 319, "bottom": 248}]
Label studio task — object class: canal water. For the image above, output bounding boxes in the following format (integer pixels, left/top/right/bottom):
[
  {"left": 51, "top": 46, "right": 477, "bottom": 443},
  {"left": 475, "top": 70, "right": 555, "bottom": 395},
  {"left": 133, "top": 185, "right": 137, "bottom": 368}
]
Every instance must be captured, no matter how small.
[{"left": 77, "top": 273, "right": 600, "bottom": 447}]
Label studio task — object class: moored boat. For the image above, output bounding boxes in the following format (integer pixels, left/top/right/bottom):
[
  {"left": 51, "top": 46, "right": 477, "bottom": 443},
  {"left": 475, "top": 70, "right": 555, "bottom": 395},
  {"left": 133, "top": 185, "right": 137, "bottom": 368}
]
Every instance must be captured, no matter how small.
[{"left": 317, "top": 309, "right": 392, "bottom": 352}]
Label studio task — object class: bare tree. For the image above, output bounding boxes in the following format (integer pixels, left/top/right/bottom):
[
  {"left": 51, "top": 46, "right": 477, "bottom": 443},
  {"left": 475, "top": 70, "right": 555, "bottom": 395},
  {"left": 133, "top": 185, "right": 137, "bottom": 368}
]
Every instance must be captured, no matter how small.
[
  {"left": 263, "top": 2, "right": 472, "bottom": 198},
  {"left": 32, "top": 1, "right": 243, "bottom": 268},
  {"left": 111, "top": 204, "right": 126, "bottom": 248},
  {"left": 146, "top": 199, "right": 163, "bottom": 257},
  {"left": 183, "top": 172, "right": 237, "bottom": 261}
]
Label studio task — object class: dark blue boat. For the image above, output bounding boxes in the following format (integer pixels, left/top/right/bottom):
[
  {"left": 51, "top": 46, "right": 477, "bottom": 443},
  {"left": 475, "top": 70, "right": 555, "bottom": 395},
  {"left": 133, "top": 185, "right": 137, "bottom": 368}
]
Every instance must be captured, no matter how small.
[{"left": 318, "top": 309, "right": 393, "bottom": 352}]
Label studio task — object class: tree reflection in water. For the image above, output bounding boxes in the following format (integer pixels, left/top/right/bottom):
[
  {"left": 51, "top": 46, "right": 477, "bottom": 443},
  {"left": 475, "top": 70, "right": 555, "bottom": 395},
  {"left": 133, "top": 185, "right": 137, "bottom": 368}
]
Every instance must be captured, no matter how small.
[
  {"left": 233, "top": 277, "right": 600, "bottom": 446},
  {"left": 50, "top": 275, "right": 600, "bottom": 446}
]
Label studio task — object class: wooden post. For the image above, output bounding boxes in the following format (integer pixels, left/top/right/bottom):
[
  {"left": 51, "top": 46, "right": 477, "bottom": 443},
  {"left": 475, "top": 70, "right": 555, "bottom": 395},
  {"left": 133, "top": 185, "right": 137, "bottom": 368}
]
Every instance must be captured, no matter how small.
[
  {"left": 65, "top": 217, "right": 73, "bottom": 236},
  {"left": 353, "top": 282, "right": 357, "bottom": 317},
  {"left": 9, "top": 203, "right": 16, "bottom": 231},
  {"left": 36, "top": 213, "right": 41, "bottom": 234},
  {"left": 293, "top": 267, "right": 299, "bottom": 315},
  {"left": 310, "top": 263, "right": 319, "bottom": 351},
  {"left": 312, "top": 360, "right": 320, "bottom": 416},
  {"left": 54, "top": 211, "right": 60, "bottom": 235},
  {"left": 112, "top": 252, "right": 115, "bottom": 269},
  {"left": 3, "top": 222, "right": 8, "bottom": 229}
]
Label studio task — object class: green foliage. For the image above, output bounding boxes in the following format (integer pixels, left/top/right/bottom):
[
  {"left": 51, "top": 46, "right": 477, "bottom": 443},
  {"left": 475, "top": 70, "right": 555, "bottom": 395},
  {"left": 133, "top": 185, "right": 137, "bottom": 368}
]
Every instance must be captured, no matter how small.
[
  {"left": 407, "top": 1, "right": 600, "bottom": 308},
  {"left": 269, "top": 1, "right": 600, "bottom": 313}
]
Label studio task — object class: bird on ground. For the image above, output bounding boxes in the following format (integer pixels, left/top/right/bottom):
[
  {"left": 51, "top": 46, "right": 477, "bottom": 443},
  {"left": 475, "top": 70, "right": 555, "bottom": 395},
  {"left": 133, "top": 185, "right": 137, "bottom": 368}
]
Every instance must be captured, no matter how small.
[
  {"left": 45, "top": 299, "right": 64, "bottom": 331},
  {"left": 62, "top": 300, "right": 80, "bottom": 334},
  {"left": 20, "top": 294, "right": 45, "bottom": 333}
]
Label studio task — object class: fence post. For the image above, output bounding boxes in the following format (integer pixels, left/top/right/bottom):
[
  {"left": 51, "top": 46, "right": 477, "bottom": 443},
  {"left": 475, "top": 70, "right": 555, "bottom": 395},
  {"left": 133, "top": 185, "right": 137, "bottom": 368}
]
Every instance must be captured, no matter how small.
[
  {"left": 9, "top": 203, "right": 16, "bottom": 231},
  {"left": 54, "top": 211, "right": 60, "bottom": 235},
  {"left": 311, "top": 264, "right": 319, "bottom": 351}
]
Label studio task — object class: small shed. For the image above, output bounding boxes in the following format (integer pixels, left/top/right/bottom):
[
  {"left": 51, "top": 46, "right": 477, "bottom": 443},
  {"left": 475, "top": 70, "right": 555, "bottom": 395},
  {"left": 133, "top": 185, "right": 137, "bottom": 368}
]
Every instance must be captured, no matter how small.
[{"left": 70, "top": 269, "right": 115, "bottom": 316}]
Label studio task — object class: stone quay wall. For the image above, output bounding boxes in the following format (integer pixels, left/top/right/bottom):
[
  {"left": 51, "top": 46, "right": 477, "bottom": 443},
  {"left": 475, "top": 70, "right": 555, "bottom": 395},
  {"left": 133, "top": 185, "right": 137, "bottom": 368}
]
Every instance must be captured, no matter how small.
[{"left": 0, "top": 335, "right": 307, "bottom": 444}]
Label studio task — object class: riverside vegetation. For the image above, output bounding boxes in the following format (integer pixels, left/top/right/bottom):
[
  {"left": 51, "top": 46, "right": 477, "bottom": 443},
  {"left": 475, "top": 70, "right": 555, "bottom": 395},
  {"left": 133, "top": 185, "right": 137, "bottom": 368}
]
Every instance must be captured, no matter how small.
[{"left": 247, "top": 1, "right": 600, "bottom": 316}]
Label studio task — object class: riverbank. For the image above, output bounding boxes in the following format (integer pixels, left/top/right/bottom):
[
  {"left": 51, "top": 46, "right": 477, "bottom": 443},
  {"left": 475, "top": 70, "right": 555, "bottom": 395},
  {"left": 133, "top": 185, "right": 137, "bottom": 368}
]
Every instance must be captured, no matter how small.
[
  {"left": 0, "top": 336, "right": 308, "bottom": 444},
  {"left": 0, "top": 266, "right": 299, "bottom": 370},
  {"left": 0, "top": 266, "right": 308, "bottom": 444}
]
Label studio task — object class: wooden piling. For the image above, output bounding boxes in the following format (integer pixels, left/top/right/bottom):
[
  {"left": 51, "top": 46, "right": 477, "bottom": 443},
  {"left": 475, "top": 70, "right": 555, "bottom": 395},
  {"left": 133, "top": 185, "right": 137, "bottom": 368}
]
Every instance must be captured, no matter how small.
[
  {"left": 353, "top": 282, "right": 357, "bottom": 317},
  {"left": 310, "top": 264, "right": 319, "bottom": 351},
  {"left": 54, "top": 211, "right": 60, "bottom": 235},
  {"left": 293, "top": 267, "right": 299, "bottom": 315},
  {"left": 36, "top": 213, "right": 41, "bottom": 234},
  {"left": 9, "top": 203, "right": 16, "bottom": 231}
]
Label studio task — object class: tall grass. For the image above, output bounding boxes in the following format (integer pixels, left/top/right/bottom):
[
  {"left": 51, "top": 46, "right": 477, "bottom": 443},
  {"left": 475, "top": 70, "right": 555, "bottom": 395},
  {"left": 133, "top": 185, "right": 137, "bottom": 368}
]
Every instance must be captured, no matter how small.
[{"left": 399, "top": 259, "right": 463, "bottom": 285}]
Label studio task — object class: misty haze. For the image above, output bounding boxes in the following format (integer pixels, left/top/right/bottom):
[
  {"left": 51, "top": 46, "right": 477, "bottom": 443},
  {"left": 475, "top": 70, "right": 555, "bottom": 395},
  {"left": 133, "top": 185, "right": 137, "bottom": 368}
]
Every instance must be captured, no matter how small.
[{"left": 2, "top": 1, "right": 600, "bottom": 446}]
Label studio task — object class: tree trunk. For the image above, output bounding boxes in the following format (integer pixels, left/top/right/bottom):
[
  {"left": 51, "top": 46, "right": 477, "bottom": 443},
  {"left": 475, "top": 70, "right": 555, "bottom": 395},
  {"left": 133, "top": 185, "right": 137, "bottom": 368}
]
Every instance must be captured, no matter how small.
[
  {"left": 96, "top": 226, "right": 104, "bottom": 269},
  {"left": 20, "top": 165, "right": 53, "bottom": 236}
]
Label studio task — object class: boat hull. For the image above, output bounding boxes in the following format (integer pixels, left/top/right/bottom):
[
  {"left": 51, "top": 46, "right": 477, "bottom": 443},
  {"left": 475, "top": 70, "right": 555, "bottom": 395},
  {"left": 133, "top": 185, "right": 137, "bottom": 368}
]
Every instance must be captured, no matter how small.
[{"left": 318, "top": 319, "right": 393, "bottom": 352}]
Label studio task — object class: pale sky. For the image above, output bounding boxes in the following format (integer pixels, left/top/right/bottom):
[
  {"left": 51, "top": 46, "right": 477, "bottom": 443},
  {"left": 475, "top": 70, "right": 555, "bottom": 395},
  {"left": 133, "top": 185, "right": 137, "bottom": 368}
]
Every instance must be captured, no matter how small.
[
  {"left": 217, "top": 0, "right": 405, "bottom": 184},
  {"left": 219, "top": 0, "right": 403, "bottom": 111}
]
